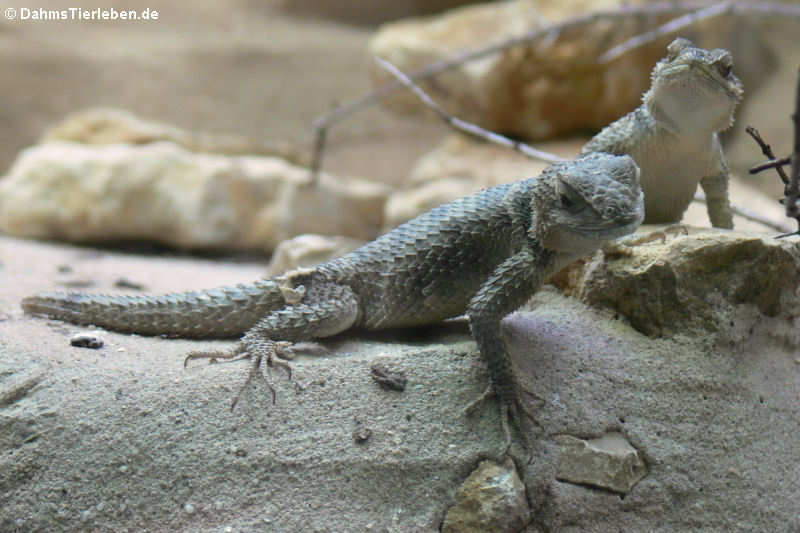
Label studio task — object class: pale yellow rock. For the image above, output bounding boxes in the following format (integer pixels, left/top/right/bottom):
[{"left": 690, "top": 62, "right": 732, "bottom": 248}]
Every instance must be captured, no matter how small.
[
  {"left": 265, "top": 234, "right": 364, "bottom": 277},
  {"left": 554, "top": 229, "right": 800, "bottom": 341},
  {"left": 44, "top": 108, "right": 309, "bottom": 165},
  {"left": 369, "top": 0, "right": 771, "bottom": 141},
  {"left": 555, "top": 432, "right": 647, "bottom": 494},
  {"left": 369, "top": 0, "right": 660, "bottom": 140},
  {"left": 442, "top": 458, "right": 530, "bottom": 533},
  {"left": 0, "top": 141, "right": 388, "bottom": 252}
]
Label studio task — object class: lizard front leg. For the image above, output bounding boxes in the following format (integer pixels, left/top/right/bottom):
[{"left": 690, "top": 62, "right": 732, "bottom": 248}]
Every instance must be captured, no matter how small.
[
  {"left": 700, "top": 145, "right": 734, "bottom": 229},
  {"left": 466, "top": 247, "right": 553, "bottom": 454},
  {"left": 700, "top": 170, "right": 734, "bottom": 229},
  {"left": 187, "top": 282, "right": 360, "bottom": 409}
]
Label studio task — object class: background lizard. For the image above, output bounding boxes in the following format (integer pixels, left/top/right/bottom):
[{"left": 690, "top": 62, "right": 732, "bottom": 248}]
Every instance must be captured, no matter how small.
[
  {"left": 583, "top": 37, "right": 743, "bottom": 229},
  {"left": 22, "top": 152, "right": 644, "bottom": 451}
]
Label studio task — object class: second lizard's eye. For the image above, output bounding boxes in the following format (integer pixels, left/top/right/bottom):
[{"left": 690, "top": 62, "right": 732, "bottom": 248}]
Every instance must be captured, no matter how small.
[{"left": 560, "top": 194, "right": 574, "bottom": 209}]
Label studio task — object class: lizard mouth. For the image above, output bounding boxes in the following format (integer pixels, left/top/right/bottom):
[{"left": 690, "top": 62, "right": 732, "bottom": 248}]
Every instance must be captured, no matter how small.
[
  {"left": 584, "top": 222, "right": 640, "bottom": 240},
  {"left": 575, "top": 212, "right": 644, "bottom": 240},
  {"left": 658, "top": 63, "right": 740, "bottom": 99}
]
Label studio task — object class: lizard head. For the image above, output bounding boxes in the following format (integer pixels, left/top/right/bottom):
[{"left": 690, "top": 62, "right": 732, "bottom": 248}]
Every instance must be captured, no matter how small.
[
  {"left": 533, "top": 152, "right": 644, "bottom": 255},
  {"left": 644, "top": 37, "right": 743, "bottom": 133}
]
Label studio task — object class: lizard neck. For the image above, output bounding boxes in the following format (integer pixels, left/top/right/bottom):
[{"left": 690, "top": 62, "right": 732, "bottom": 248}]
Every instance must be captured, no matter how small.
[{"left": 644, "top": 89, "right": 734, "bottom": 138}]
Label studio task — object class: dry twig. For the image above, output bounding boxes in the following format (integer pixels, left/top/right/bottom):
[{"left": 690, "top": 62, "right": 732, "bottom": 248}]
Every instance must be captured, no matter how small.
[
  {"left": 745, "top": 69, "right": 800, "bottom": 237},
  {"left": 786, "top": 68, "right": 800, "bottom": 225},
  {"left": 746, "top": 126, "right": 790, "bottom": 186},
  {"left": 374, "top": 56, "right": 564, "bottom": 164}
]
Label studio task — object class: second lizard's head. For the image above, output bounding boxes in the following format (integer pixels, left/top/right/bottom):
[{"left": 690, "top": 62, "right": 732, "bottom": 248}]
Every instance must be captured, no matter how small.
[
  {"left": 531, "top": 152, "right": 644, "bottom": 255},
  {"left": 645, "top": 37, "right": 744, "bottom": 133}
]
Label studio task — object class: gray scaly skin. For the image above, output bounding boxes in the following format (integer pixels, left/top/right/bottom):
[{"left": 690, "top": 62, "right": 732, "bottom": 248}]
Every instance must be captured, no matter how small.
[
  {"left": 583, "top": 37, "right": 743, "bottom": 229},
  {"left": 22, "top": 152, "right": 644, "bottom": 451}
]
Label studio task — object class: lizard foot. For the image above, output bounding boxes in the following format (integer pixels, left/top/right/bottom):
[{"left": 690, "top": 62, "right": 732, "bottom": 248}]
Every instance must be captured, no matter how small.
[
  {"left": 184, "top": 341, "right": 295, "bottom": 410},
  {"left": 230, "top": 340, "right": 295, "bottom": 411},
  {"left": 465, "top": 385, "right": 538, "bottom": 458}
]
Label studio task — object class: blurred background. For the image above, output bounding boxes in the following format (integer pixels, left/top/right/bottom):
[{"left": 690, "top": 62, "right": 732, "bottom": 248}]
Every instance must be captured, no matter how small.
[
  {"left": 1, "top": 0, "right": 798, "bottom": 249},
  {"left": 0, "top": 0, "right": 475, "bottom": 184}
]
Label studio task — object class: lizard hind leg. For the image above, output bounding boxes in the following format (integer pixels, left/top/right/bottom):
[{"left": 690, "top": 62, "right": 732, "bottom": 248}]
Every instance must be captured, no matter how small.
[{"left": 215, "top": 282, "right": 360, "bottom": 410}]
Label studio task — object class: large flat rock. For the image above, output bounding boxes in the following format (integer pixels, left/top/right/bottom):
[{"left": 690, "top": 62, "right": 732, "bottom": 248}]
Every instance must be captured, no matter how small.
[{"left": 2, "top": 233, "right": 799, "bottom": 531}]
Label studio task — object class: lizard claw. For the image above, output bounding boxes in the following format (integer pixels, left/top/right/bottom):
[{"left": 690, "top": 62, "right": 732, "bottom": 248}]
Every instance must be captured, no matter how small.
[
  {"left": 464, "top": 384, "right": 538, "bottom": 460},
  {"left": 231, "top": 351, "right": 276, "bottom": 411},
  {"left": 183, "top": 343, "right": 248, "bottom": 368},
  {"left": 464, "top": 384, "right": 495, "bottom": 417},
  {"left": 229, "top": 340, "right": 297, "bottom": 410}
]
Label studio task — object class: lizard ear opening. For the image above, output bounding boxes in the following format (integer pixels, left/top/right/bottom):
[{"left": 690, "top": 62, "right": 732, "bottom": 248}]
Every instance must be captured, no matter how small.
[{"left": 556, "top": 180, "right": 586, "bottom": 214}]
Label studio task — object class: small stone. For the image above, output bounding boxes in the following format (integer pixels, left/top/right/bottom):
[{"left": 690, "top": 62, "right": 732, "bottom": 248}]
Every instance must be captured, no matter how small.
[
  {"left": 555, "top": 432, "right": 647, "bottom": 494},
  {"left": 183, "top": 503, "right": 195, "bottom": 515},
  {"left": 113, "top": 277, "right": 145, "bottom": 290},
  {"left": 70, "top": 332, "right": 104, "bottom": 349},
  {"left": 353, "top": 425, "right": 372, "bottom": 444},
  {"left": 442, "top": 459, "right": 529, "bottom": 533},
  {"left": 370, "top": 363, "right": 407, "bottom": 392}
]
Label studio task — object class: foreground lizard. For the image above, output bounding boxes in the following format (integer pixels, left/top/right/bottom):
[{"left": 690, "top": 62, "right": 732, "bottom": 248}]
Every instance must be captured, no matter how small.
[
  {"left": 583, "top": 37, "right": 743, "bottom": 229},
  {"left": 22, "top": 152, "right": 644, "bottom": 452}
]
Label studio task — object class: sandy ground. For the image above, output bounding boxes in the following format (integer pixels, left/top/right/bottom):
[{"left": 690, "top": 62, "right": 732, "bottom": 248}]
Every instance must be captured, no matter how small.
[{"left": 4, "top": 231, "right": 800, "bottom": 532}]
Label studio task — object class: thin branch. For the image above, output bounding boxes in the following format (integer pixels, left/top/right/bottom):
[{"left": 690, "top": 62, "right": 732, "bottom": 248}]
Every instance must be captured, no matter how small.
[
  {"left": 784, "top": 68, "right": 800, "bottom": 228},
  {"left": 749, "top": 157, "right": 792, "bottom": 175},
  {"left": 745, "top": 70, "right": 800, "bottom": 239},
  {"left": 599, "top": 2, "right": 732, "bottom": 63},
  {"left": 746, "top": 126, "right": 790, "bottom": 186},
  {"left": 374, "top": 56, "right": 564, "bottom": 164}
]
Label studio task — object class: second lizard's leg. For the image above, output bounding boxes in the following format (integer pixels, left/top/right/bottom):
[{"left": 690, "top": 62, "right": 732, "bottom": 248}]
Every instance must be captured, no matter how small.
[{"left": 700, "top": 170, "right": 734, "bottom": 229}]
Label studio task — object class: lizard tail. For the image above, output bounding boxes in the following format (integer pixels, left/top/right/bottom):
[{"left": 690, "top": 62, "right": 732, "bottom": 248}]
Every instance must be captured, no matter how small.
[{"left": 21, "top": 279, "right": 284, "bottom": 338}]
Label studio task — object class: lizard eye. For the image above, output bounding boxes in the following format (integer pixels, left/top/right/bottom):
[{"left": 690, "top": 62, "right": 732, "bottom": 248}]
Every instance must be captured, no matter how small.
[
  {"left": 714, "top": 54, "right": 733, "bottom": 78},
  {"left": 560, "top": 194, "right": 574, "bottom": 209}
]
